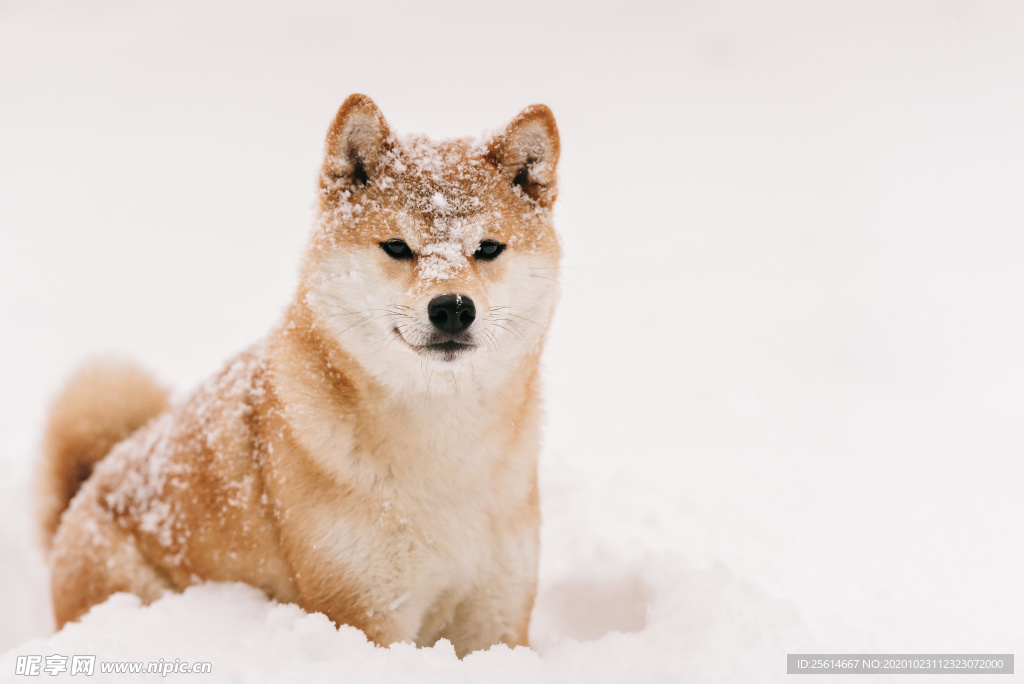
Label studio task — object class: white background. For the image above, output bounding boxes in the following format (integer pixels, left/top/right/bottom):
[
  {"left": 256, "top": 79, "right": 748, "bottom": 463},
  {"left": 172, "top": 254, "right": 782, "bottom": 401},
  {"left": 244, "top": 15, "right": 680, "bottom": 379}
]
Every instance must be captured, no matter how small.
[{"left": 1, "top": 1, "right": 1022, "bottom": 680}]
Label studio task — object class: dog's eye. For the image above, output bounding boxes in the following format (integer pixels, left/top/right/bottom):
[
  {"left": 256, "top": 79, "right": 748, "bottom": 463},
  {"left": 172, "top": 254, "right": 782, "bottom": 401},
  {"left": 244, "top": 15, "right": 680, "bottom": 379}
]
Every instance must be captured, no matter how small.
[
  {"left": 380, "top": 240, "right": 413, "bottom": 260},
  {"left": 474, "top": 240, "right": 505, "bottom": 261}
]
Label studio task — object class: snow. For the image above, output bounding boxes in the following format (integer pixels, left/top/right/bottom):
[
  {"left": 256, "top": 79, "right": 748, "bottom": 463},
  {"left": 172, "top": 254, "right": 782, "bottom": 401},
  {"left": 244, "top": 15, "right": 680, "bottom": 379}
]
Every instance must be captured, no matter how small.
[
  {"left": 2, "top": 1, "right": 1024, "bottom": 683},
  {"left": 417, "top": 241, "right": 468, "bottom": 283},
  {"left": 1, "top": 464, "right": 815, "bottom": 683},
  {"left": 431, "top": 193, "right": 449, "bottom": 212},
  {"left": 322, "top": 132, "right": 522, "bottom": 282}
]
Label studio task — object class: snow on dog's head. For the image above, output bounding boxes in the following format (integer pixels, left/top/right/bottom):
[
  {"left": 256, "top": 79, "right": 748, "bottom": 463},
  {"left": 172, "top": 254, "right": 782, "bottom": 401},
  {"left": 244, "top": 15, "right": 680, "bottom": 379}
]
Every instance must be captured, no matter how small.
[{"left": 299, "top": 94, "right": 561, "bottom": 391}]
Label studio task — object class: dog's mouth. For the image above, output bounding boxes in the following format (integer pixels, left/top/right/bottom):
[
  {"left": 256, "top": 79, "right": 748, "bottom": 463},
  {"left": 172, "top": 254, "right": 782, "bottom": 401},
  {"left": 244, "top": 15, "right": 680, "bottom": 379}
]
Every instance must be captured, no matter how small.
[{"left": 393, "top": 327, "right": 476, "bottom": 361}]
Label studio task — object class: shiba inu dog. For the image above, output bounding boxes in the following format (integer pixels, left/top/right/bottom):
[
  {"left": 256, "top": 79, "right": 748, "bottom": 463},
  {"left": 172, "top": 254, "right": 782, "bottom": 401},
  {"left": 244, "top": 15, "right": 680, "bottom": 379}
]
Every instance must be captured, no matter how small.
[{"left": 37, "top": 94, "right": 561, "bottom": 656}]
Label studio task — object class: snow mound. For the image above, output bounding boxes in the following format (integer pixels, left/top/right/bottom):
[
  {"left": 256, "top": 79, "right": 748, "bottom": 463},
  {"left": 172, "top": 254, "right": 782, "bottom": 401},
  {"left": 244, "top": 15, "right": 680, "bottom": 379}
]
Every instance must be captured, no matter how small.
[{"left": 0, "top": 466, "right": 814, "bottom": 683}]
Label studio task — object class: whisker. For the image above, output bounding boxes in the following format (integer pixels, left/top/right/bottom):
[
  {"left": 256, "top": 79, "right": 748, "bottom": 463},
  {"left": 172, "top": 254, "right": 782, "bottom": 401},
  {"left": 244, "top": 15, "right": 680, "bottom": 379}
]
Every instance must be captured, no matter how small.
[
  {"left": 309, "top": 272, "right": 348, "bottom": 287},
  {"left": 337, "top": 314, "right": 375, "bottom": 336},
  {"left": 485, "top": 328, "right": 501, "bottom": 353},
  {"left": 499, "top": 318, "right": 527, "bottom": 336},
  {"left": 507, "top": 313, "right": 542, "bottom": 327},
  {"left": 492, "top": 322, "right": 527, "bottom": 344}
]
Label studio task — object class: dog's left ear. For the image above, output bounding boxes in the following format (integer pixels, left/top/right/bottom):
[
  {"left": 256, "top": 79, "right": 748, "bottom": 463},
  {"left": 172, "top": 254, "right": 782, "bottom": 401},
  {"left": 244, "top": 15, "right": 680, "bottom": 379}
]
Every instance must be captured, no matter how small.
[
  {"left": 486, "top": 104, "right": 560, "bottom": 206},
  {"left": 323, "top": 94, "right": 393, "bottom": 187}
]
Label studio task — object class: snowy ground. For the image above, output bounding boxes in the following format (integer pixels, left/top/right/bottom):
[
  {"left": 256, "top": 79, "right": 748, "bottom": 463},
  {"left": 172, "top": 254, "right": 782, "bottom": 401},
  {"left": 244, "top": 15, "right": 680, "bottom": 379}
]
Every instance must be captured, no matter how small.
[{"left": 1, "top": 1, "right": 1023, "bottom": 682}]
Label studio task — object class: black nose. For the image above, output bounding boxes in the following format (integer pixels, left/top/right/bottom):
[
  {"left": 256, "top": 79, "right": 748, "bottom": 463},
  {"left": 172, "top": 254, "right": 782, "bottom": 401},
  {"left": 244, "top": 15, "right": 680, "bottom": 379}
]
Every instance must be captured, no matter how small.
[{"left": 428, "top": 294, "right": 476, "bottom": 334}]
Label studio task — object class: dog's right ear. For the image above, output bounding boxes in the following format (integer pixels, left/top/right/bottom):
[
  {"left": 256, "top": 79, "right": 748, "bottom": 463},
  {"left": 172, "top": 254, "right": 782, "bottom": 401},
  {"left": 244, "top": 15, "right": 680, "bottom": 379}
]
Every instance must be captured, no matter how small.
[{"left": 323, "top": 94, "right": 393, "bottom": 187}]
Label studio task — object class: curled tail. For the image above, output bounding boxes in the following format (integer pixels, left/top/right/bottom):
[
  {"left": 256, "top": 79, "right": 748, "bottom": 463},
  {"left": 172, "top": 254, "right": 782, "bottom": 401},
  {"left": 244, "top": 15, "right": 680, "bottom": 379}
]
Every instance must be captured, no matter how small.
[{"left": 37, "top": 359, "right": 170, "bottom": 552}]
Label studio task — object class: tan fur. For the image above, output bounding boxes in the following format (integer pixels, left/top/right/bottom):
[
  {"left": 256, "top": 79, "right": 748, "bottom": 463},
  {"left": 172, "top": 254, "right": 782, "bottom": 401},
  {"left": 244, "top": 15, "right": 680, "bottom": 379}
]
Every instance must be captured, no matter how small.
[
  {"left": 43, "top": 95, "right": 561, "bottom": 657},
  {"left": 37, "top": 359, "right": 170, "bottom": 552}
]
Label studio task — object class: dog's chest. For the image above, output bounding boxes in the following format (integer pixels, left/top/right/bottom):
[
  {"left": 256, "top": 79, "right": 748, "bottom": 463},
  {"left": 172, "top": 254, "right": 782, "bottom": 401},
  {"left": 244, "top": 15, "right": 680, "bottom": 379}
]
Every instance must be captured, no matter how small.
[
  {"left": 327, "top": 435, "right": 509, "bottom": 565},
  {"left": 269, "top": 358, "right": 539, "bottom": 639},
  {"left": 299, "top": 410, "right": 530, "bottom": 616}
]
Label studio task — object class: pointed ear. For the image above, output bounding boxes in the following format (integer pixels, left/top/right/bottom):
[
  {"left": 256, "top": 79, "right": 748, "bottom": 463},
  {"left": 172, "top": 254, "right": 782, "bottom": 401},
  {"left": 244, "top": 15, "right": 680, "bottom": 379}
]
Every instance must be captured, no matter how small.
[
  {"left": 323, "top": 94, "right": 393, "bottom": 187},
  {"left": 486, "top": 104, "right": 560, "bottom": 206}
]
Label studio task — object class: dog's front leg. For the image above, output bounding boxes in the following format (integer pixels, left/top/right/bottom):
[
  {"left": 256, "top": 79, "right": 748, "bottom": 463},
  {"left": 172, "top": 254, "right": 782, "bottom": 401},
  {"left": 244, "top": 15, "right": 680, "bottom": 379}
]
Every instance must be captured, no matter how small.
[
  {"left": 439, "top": 526, "right": 539, "bottom": 658},
  {"left": 441, "top": 573, "right": 538, "bottom": 657},
  {"left": 291, "top": 576, "right": 423, "bottom": 648}
]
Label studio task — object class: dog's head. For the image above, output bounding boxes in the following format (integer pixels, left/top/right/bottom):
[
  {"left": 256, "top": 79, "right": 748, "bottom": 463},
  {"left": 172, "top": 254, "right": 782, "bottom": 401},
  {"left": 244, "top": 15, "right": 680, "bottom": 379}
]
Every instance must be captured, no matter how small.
[{"left": 300, "top": 95, "right": 561, "bottom": 392}]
